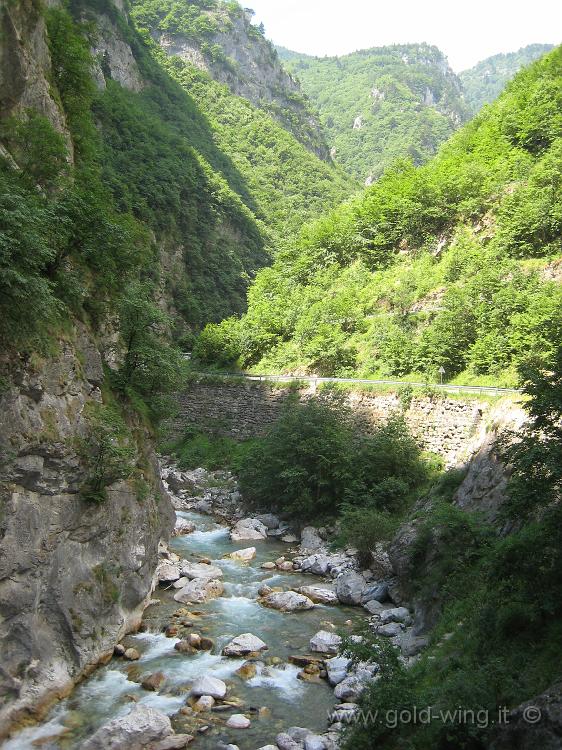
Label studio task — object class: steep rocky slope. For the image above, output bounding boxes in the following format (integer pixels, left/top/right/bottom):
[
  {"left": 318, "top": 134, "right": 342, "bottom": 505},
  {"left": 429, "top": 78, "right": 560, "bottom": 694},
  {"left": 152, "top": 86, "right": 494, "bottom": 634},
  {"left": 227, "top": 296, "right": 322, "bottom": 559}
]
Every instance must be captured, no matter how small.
[
  {"left": 279, "top": 43, "right": 469, "bottom": 182},
  {"left": 131, "top": 0, "right": 331, "bottom": 159}
]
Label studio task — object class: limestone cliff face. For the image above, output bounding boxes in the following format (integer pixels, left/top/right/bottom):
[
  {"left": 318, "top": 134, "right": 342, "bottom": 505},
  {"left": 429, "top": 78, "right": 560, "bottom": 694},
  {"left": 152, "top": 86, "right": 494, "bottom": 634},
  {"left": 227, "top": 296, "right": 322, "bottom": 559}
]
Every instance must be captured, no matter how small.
[
  {"left": 0, "top": 1, "right": 175, "bottom": 736},
  {"left": 150, "top": 6, "right": 330, "bottom": 160},
  {"left": 0, "top": 326, "right": 175, "bottom": 737}
]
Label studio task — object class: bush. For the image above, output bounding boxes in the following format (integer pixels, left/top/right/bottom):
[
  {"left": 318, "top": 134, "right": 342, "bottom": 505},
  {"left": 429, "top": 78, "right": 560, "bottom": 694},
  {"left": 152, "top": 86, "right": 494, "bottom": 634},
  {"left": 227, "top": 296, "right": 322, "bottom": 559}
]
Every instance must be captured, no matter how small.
[
  {"left": 238, "top": 397, "right": 429, "bottom": 521},
  {"left": 76, "top": 403, "right": 136, "bottom": 503}
]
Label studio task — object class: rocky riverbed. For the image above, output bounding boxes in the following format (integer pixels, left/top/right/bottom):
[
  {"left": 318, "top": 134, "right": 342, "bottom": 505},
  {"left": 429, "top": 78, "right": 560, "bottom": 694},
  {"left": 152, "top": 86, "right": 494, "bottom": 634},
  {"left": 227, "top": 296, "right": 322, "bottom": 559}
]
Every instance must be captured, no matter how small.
[{"left": 4, "top": 465, "right": 425, "bottom": 750}]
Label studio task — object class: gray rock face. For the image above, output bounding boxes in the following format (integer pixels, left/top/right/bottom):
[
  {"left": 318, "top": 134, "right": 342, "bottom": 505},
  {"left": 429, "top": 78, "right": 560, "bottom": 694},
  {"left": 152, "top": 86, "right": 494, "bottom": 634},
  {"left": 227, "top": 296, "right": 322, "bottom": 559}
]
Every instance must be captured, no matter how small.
[
  {"left": 172, "top": 518, "right": 196, "bottom": 537},
  {"left": 264, "top": 591, "right": 315, "bottom": 612},
  {"left": 257, "top": 513, "right": 280, "bottom": 529},
  {"left": 335, "top": 571, "right": 367, "bottom": 605},
  {"left": 488, "top": 681, "right": 562, "bottom": 750},
  {"left": 334, "top": 670, "right": 373, "bottom": 702},
  {"left": 0, "top": 327, "right": 174, "bottom": 734},
  {"left": 222, "top": 633, "right": 268, "bottom": 657},
  {"left": 362, "top": 583, "right": 389, "bottom": 604},
  {"left": 82, "top": 705, "right": 172, "bottom": 749}
]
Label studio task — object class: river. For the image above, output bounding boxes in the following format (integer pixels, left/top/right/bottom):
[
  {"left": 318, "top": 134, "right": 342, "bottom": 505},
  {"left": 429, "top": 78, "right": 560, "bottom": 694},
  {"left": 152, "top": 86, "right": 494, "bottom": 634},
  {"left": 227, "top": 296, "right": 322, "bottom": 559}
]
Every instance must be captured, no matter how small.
[{"left": 6, "top": 510, "right": 364, "bottom": 750}]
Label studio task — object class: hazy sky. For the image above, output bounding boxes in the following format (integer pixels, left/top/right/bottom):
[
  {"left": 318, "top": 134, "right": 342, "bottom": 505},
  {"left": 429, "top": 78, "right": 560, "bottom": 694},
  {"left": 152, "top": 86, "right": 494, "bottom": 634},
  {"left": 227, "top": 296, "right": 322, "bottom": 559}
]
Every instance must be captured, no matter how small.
[{"left": 247, "top": 0, "right": 561, "bottom": 71}]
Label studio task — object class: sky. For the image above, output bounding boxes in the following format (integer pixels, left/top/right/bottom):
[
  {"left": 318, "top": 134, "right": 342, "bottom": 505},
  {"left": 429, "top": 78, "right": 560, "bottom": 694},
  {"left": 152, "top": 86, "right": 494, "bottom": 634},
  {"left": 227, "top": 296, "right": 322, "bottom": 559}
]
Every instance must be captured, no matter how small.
[{"left": 246, "top": 0, "right": 562, "bottom": 71}]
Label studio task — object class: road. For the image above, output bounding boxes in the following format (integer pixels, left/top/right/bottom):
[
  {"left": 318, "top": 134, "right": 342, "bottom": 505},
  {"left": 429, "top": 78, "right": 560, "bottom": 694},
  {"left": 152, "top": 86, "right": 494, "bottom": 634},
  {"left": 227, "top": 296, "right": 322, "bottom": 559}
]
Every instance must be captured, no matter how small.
[{"left": 197, "top": 373, "right": 522, "bottom": 396}]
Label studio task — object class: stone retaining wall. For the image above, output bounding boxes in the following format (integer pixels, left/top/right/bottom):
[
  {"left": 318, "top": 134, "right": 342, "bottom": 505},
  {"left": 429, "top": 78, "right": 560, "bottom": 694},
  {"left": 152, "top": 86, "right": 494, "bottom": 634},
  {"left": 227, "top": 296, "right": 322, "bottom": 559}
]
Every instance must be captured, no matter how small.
[{"left": 171, "top": 381, "right": 494, "bottom": 466}]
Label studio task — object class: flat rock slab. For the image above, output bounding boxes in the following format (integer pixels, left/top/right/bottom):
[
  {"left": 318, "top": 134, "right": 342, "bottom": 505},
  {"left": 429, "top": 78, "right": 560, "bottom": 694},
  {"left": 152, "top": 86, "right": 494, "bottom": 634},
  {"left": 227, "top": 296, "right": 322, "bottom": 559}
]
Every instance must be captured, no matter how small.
[{"left": 223, "top": 633, "right": 268, "bottom": 656}]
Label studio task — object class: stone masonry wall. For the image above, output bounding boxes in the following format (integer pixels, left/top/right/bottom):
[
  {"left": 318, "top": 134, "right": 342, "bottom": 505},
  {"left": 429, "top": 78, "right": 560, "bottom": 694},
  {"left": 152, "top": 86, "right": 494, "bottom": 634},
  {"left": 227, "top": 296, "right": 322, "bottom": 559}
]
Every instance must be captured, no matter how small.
[{"left": 171, "top": 380, "right": 495, "bottom": 466}]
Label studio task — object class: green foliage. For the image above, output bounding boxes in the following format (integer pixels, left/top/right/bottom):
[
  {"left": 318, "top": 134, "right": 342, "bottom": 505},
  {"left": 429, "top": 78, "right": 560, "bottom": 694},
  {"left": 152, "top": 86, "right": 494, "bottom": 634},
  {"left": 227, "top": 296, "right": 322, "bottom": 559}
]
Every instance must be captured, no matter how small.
[
  {"left": 500, "top": 344, "right": 562, "bottom": 517},
  {"left": 282, "top": 43, "right": 468, "bottom": 181},
  {"left": 238, "top": 397, "right": 429, "bottom": 521},
  {"left": 0, "top": 112, "right": 68, "bottom": 186},
  {"left": 201, "top": 47, "right": 562, "bottom": 387},
  {"left": 460, "top": 44, "right": 555, "bottom": 115},
  {"left": 337, "top": 506, "right": 398, "bottom": 566},
  {"left": 77, "top": 403, "right": 136, "bottom": 503},
  {"left": 114, "top": 282, "right": 186, "bottom": 417},
  {"left": 164, "top": 425, "right": 255, "bottom": 472},
  {"left": 344, "top": 348, "right": 562, "bottom": 750},
  {"left": 0, "top": 168, "right": 61, "bottom": 350}
]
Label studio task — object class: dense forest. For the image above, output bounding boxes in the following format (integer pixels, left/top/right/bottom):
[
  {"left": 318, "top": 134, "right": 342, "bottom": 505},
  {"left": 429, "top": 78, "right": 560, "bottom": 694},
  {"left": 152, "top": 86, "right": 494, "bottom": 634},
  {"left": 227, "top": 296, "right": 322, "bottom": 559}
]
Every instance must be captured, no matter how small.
[{"left": 197, "top": 46, "right": 562, "bottom": 388}]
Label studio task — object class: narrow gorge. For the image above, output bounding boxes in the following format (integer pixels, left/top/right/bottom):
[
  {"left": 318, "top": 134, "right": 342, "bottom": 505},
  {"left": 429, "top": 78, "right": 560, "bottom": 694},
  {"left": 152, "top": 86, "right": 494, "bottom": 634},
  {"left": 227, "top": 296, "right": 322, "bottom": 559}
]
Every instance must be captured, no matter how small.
[{"left": 1, "top": 1, "right": 561, "bottom": 749}]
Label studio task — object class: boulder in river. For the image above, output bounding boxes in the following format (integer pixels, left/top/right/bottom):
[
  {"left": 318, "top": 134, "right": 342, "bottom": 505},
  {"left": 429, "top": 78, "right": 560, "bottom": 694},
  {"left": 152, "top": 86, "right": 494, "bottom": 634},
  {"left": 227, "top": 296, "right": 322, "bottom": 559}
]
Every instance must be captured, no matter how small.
[
  {"left": 263, "top": 591, "right": 315, "bottom": 612},
  {"left": 193, "top": 695, "right": 215, "bottom": 711},
  {"left": 173, "top": 518, "right": 196, "bottom": 537},
  {"left": 223, "top": 633, "right": 268, "bottom": 657},
  {"left": 335, "top": 571, "right": 366, "bottom": 605},
  {"left": 190, "top": 675, "right": 227, "bottom": 699},
  {"left": 310, "top": 630, "right": 342, "bottom": 655},
  {"left": 256, "top": 513, "right": 281, "bottom": 529},
  {"left": 298, "top": 585, "right": 338, "bottom": 605},
  {"left": 124, "top": 648, "right": 140, "bottom": 661},
  {"left": 173, "top": 578, "right": 224, "bottom": 603},
  {"left": 82, "top": 705, "right": 172, "bottom": 749},
  {"left": 228, "top": 547, "right": 257, "bottom": 562},
  {"left": 180, "top": 562, "right": 224, "bottom": 581},
  {"left": 230, "top": 518, "right": 268, "bottom": 541},
  {"left": 261, "top": 561, "right": 276, "bottom": 570},
  {"left": 141, "top": 671, "right": 166, "bottom": 691},
  {"left": 226, "top": 714, "right": 251, "bottom": 729},
  {"left": 158, "top": 562, "right": 182, "bottom": 583},
  {"left": 362, "top": 582, "right": 389, "bottom": 604}
]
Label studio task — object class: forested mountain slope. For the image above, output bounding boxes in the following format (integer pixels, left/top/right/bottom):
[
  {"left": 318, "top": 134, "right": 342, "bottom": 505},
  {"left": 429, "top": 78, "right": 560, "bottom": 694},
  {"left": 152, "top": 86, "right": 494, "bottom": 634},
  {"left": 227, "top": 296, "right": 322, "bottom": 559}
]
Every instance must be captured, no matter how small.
[
  {"left": 279, "top": 44, "right": 469, "bottom": 182},
  {"left": 460, "top": 43, "right": 555, "bottom": 114},
  {"left": 198, "top": 46, "right": 562, "bottom": 387}
]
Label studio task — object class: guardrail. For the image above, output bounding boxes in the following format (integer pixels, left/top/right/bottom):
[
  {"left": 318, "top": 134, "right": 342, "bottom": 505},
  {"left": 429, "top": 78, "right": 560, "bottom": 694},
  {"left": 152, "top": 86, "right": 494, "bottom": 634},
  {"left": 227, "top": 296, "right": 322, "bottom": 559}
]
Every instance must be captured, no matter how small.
[{"left": 192, "top": 372, "right": 523, "bottom": 396}]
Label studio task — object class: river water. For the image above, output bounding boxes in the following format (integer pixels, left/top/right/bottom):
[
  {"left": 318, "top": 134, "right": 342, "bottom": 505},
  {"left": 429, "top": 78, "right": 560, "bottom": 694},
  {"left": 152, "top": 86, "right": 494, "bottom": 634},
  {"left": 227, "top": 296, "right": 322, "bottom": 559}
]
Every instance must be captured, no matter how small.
[{"left": 6, "top": 511, "right": 364, "bottom": 750}]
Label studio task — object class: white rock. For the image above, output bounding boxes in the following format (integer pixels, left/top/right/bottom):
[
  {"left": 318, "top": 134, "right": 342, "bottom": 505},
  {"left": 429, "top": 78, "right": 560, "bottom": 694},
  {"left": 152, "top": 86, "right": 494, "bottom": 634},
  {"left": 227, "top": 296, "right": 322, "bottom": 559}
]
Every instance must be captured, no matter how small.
[
  {"left": 82, "top": 705, "right": 172, "bottom": 749},
  {"left": 363, "top": 599, "right": 384, "bottom": 614},
  {"left": 180, "top": 562, "right": 224, "bottom": 580},
  {"left": 264, "top": 591, "right": 315, "bottom": 612},
  {"left": 300, "top": 554, "right": 330, "bottom": 576},
  {"left": 172, "top": 577, "right": 190, "bottom": 589},
  {"left": 310, "top": 631, "right": 342, "bottom": 654},
  {"left": 334, "top": 670, "right": 373, "bottom": 702},
  {"left": 230, "top": 518, "right": 268, "bottom": 541},
  {"left": 222, "top": 633, "right": 268, "bottom": 657},
  {"left": 226, "top": 714, "right": 251, "bottom": 729},
  {"left": 325, "top": 656, "right": 352, "bottom": 686},
  {"left": 173, "top": 578, "right": 224, "bottom": 603},
  {"left": 190, "top": 675, "right": 227, "bottom": 699},
  {"left": 173, "top": 518, "right": 196, "bottom": 537},
  {"left": 227, "top": 547, "right": 257, "bottom": 562},
  {"left": 158, "top": 563, "right": 181, "bottom": 583}
]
